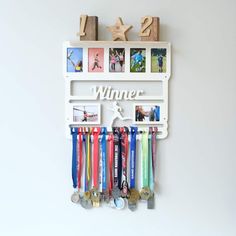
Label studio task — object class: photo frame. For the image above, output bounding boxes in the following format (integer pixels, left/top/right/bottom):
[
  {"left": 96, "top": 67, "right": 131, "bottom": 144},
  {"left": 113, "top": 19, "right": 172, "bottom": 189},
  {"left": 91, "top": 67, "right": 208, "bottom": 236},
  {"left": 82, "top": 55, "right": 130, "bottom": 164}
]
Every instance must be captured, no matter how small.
[
  {"left": 130, "top": 48, "right": 146, "bottom": 73},
  {"left": 88, "top": 48, "right": 104, "bottom": 72},
  {"left": 133, "top": 103, "right": 164, "bottom": 124},
  {"left": 151, "top": 48, "right": 167, "bottom": 73},
  {"left": 63, "top": 41, "right": 171, "bottom": 80},
  {"left": 67, "top": 48, "right": 83, "bottom": 72},
  {"left": 70, "top": 103, "right": 101, "bottom": 125}
]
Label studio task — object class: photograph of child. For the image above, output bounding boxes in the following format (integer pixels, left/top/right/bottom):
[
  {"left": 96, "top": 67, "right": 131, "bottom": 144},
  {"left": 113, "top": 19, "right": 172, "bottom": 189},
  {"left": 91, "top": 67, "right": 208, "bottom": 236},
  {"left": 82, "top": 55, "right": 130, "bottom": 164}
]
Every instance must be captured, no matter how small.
[
  {"left": 135, "top": 105, "right": 160, "bottom": 123},
  {"left": 130, "top": 48, "right": 146, "bottom": 72},
  {"left": 73, "top": 105, "right": 100, "bottom": 123},
  {"left": 151, "top": 48, "right": 167, "bottom": 73},
  {"left": 67, "top": 48, "right": 83, "bottom": 72},
  {"left": 88, "top": 48, "right": 104, "bottom": 72},
  {"left": 109, "top": 48, "right": 125, "bottom": 72}
]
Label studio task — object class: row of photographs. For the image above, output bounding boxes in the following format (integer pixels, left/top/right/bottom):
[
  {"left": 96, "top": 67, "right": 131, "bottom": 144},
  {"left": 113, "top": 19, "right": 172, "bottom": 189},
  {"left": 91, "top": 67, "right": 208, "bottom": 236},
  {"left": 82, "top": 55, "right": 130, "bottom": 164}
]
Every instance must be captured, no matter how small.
[
  {"left": 71, "top": 103, "right": 161, "bottom": 125},
  {"left": 67, "top": 47, "right": 167, "bottom": 73}
]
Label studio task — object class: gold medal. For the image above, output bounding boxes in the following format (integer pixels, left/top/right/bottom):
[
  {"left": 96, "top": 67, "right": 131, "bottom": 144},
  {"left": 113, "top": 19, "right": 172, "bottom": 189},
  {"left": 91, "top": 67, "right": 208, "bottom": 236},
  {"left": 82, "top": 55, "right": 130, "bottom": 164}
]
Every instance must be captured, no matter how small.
[
  {"left": 90, "top": 188, "right": 100, "bottom": 207},
  {"left": 140, "top": 187, "right": 151, "bottom": 200}
]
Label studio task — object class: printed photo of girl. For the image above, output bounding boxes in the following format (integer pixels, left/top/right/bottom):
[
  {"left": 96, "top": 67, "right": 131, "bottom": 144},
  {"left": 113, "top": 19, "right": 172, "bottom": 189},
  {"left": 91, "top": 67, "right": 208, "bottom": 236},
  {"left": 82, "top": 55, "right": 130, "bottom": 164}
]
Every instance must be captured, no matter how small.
[
  {"left": 88, "top": 48, "right": 104, "bottom": 72},
  {"left": 67, "top": 48, "right": 83, "bottom": 72},
  {"left": 109, "top": 48, "right": 125, "bottom": 72}
]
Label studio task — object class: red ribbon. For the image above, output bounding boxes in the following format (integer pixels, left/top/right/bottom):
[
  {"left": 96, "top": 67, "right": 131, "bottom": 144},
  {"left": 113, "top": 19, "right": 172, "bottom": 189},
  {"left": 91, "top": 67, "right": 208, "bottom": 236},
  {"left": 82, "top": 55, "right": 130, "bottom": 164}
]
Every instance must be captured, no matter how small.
[{"left": 92, "top": 127, "right": 100, "bottom": 188}]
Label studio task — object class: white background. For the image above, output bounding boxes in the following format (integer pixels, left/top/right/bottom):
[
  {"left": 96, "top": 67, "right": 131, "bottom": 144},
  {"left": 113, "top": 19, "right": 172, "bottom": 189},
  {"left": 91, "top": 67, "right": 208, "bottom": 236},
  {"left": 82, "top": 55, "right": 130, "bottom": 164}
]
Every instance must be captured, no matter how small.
[{"left": 0, "top": 0, "right": 235, "bottom": 235}]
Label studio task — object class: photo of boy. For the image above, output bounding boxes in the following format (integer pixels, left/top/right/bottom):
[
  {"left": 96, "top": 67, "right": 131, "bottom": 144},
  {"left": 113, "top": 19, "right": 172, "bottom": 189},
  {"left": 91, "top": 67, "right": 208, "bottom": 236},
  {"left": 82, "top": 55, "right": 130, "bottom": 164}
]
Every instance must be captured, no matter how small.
[
  {"left": 67, "top": 48, "right": 83, "bottom": 72},
  {"left": 88, "top": 48, "right": 104, "bottom": 72},
  {"left": 151, "top": 48, "right": 167, "bottom": 73},
  {"left": 130, "top": 48, "right": 146, "bottom": 72},
  {"left": 109, "top": 48, "right": 125, "bottom": 72}
]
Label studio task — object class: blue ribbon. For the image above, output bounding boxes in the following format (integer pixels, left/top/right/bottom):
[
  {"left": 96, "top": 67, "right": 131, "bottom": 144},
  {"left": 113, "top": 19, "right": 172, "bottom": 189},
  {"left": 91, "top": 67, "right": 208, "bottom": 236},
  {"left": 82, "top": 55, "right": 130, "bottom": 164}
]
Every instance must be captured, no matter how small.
[
  {"left": 101, "top": 127, "right": 107, "bottom": 191},
  {"left": 130, "top": 127, "right": 138, "bottom": 188},
  {"left": 71, "top": 127, "right": 78, "bottom": 189}
]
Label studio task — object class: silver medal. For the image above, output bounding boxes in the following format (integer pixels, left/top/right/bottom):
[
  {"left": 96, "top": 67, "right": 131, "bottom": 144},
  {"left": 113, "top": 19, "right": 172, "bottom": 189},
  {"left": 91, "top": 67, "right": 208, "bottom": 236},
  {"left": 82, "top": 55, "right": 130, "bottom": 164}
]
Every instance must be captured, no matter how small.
[
  {"left": 114, "top": 197, "right": 125, "bottom": 210},
  {"left": 112, "top": 186, "right": 121, "bottom": 199},
  {"left": 106, "top": 198, "right": 116, "bottom": 209},
  {"left": 128, "top": 201, "right": 137, "bottom": 211},
  {"left": 147, "top": 192, "right": 155, "bottom": 209},
  {"left": 71, "top": 192, "right": 80, "bottom": 204},
  {"left": 80, "top": 196, "right": 93, "bottom": 209}
]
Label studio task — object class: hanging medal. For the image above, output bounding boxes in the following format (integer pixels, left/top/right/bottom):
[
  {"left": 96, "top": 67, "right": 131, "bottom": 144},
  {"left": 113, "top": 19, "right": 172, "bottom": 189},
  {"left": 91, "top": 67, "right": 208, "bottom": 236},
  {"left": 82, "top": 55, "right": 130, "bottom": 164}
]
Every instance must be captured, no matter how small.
[
  {"left": 90, "top": 127, "right": 101, "bottom": 207},
  {"left": 100, "top": 127, "right": 110, "bottom": 202},
  {"left": 73, "top": 127, "right": 84, "bottom": 204},
  {"left": 140, "top": 129, "right": 151, "bottom": 201},
  {"left": 111, "top": 127, "right": 121, "bottom": 199},
  {"left": 128, "top": 126, "right": 140, "bottom": 211},
  {"left": 147, "top": 128, "right": 154, "bottom": 209},
  {"left": 70, "top": 127, "right": 80, "bottom": 204},
  {"left": 111, "top": 127, "right": 125, "bottom": 209},
  {"left": 147, "top": 127, "right": 158, "bottom": 209},
  {"left": 120, "top": 127, "right": 129, "bottom": 198},
  {"left": 80, "top": 128, "right": 93, "bottom": 209}
]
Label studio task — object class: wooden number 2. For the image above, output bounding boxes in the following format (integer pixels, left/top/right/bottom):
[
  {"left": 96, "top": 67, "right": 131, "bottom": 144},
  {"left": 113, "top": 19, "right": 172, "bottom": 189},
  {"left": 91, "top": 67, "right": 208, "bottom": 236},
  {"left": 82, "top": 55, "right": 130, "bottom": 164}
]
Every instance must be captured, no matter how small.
[
  {"left": 80, "top": 15, "right": 88, "bottom": 36},
  {"left": 139, "top": 16, "right": 153, "bottom": 37}
]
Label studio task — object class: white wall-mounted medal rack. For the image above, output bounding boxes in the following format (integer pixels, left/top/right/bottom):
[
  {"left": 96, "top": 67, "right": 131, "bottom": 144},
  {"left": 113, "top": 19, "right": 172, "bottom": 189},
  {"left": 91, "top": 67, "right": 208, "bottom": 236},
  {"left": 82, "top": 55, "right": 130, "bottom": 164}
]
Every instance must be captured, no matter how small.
[{"left": 63, "top": 41, "right": 171, "bottom": 138}]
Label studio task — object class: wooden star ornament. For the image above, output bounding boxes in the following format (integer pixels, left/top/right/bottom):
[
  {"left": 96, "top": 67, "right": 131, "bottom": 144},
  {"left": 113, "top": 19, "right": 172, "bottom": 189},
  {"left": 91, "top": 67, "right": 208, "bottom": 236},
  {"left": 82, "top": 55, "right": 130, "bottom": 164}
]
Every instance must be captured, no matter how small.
[{"left": 107, "top": 17, "right": 133, "bottom": 41}]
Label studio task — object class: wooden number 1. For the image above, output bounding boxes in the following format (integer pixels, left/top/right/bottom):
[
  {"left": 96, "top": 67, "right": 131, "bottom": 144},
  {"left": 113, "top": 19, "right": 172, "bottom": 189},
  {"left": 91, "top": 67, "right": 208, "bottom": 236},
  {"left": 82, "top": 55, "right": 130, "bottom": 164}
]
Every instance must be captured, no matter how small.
[
  {"left": 80, "top": 15, "right": 88, "bottom": 36},
  {"left": 139, "top": 16, "right": 153, "bottom": 37}
]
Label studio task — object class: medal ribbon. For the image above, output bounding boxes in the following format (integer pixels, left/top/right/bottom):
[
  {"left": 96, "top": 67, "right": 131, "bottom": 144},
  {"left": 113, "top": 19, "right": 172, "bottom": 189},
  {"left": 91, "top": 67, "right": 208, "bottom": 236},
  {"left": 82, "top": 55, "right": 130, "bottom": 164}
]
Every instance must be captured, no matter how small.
[
  {"left": 130, "top": 126, "right": 138, "bottom": 188},
  {"left": 92, "top": 127, "right": 100, "bottom": 189},
  {"left": 148, "top": 132, "right": 154, "bottom": 191},
  {"left": 149, "top": 127, "right": 158, "bottom": 192},
  {"left": 121, "top": 127, "right": 129, "bottom": 183},
  {"left": 71, "top": 127, "right": 78, "bottom": 188},
  {"left": 108, "top": 134, "right": 114, "bottom": 193},
  {"left": 113, "top": 128, "right": 120, "bottom": 188},
  {"left": 141, "top": 130, "right": 149, "bottom": 187},
  {"left": 152, "top": 127, "right": 157, "bottom": 178},
  {"left": 83, "top": 132, "right": 88, "bottom": 191},
  {"left": 99, "top": 135, "right": 103, "bottom": 192},
  {"left": 86, "top": 129, "right": 91, "bottom": 184},
  {"left": 77, "top": 128, "right": 83, "bottom": 189},
  {"left": 118, "top": 129, "right": 122, "bottom": 189},
  {"left": 101, "top": 127, "right": 107, "bottom": 191}
]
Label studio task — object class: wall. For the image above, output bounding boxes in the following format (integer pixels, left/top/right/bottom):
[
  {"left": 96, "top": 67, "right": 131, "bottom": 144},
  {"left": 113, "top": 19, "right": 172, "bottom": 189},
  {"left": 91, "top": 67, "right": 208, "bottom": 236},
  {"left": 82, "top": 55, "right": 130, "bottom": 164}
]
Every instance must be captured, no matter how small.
[{"left": 0, "top": 0, "right": 235, "bottom": 235}]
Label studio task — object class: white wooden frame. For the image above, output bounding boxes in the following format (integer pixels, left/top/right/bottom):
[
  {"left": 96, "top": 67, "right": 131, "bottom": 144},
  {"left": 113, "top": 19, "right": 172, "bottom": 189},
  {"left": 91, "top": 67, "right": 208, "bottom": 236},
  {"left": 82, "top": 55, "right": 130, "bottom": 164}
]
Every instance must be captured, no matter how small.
[{"left": 63, "top": 41, "right": 171, "bottom": 139}]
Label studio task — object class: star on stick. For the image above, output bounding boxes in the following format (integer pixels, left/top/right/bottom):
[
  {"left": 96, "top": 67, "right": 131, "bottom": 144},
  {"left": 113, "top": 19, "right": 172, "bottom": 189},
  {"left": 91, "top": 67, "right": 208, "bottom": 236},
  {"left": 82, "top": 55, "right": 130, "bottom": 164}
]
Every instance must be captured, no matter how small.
[{"left": 107, "top": 17, "right": 133, "bottom": 41}]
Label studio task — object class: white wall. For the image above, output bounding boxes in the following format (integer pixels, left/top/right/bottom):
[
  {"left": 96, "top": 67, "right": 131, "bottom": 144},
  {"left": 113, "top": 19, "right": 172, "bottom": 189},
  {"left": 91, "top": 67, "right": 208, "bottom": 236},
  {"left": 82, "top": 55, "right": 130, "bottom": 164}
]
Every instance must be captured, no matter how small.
[{"left": 0, "top": 0, "right": 235, "bottom": 235}]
